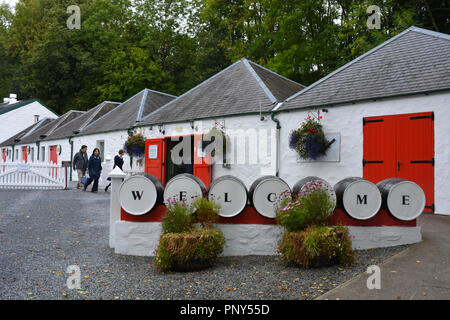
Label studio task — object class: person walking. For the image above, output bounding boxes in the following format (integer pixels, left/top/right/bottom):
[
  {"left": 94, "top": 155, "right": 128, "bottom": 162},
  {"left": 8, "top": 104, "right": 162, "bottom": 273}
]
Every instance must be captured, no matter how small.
[
  {"left": 84, "top": 148, "right": 102, "bottom": 193},
  {"left": 104, "top": 149, "right": 125, "bottom": 192},
  {"left": 73, "top": 145, "right": 88, "bottom": 189}
]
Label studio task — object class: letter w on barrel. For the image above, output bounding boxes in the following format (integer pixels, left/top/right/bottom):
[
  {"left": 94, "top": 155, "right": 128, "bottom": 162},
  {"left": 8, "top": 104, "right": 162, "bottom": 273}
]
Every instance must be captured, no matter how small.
[{"left": 132, "top": 191, "right": 144, "bottom": 200}]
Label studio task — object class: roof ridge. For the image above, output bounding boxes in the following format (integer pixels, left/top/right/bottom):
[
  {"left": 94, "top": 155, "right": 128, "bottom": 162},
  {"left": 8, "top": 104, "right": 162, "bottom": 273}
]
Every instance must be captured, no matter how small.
[
  {"left": 44, "top": 110, "right": 85, "bottom": 136},
  {"left": 140, "top": 59, "right": 244, "bottom": 123},
  {"left": 282, "top": 26, "right": 417, "bottom": 105},
  {"left": 408, "top": 26, "right": 450, "bottom": 41},
  {"left": 242, "top": 58, "right": 277, "bottom": 104},
  {"left": 135, "top": 89, "right": 149, "bottom": 124},
  {"left": 22, "top": 117, "right": 52, "bottom": 138},
  {"left": 247, "top": 60, "right": 306, "bottom": 88},
  {"left": 79, "top": 102, "right": 107, "bottom": 131},
  {"left": 145, "top": 88, "right": 177, "bottom": 98},
  {"left": 80, "top": 90, "right": 145, "bottom": 133}
]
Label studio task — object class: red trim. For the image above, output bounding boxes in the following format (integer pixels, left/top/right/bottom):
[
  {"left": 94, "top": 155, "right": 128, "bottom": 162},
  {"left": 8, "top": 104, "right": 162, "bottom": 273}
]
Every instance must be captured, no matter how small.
[{"left": 121, "top": 205, "right": 416, "bottom": 226}]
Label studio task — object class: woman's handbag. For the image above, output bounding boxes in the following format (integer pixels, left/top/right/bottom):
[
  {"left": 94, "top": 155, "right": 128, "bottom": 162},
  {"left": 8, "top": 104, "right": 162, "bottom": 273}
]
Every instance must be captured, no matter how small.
[{"left": 81, "top": 175, "right": 89, "bottom": 186}]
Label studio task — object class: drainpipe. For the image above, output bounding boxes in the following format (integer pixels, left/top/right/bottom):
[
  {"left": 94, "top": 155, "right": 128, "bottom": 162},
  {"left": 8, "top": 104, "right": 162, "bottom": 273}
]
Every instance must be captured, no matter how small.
[
  {"left": 127, "top": 128, "right": 133, "bottom": 169},
  {"left": 270, "top": 111, "right": 281, "bottom": 177},
  {"left": 69, "top": 137, "right": 74, "bottom": 181},
  {"left": 36, "top": 141, "right": 40, "bottom": 162}
]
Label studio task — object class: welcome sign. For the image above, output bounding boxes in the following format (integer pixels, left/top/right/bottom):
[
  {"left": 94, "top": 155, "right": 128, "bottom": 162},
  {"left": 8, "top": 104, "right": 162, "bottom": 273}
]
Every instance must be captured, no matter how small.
[{"left": 117, "top": 173, "right": 425, "bottom": 222}]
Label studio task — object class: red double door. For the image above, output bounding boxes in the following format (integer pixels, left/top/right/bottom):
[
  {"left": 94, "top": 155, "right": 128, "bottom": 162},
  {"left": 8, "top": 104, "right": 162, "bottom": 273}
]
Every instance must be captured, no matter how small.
[
  {"left": 363, "top": 112, "right": 434, "bottom": 213},
  {"left": 145, "top": 135, "right": 212, "bottom": 189}
]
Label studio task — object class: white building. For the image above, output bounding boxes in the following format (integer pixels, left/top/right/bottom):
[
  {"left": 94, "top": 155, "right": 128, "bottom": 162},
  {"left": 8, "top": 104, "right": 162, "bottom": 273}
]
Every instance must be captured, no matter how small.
[
  {"left": 0, "top": 110, "right": 85, "bottom": 164},
  {"left": 70, "top": 89, "right": 176, "bottom": 184},
  {"left": 109, "top": 26, "right": 449, "bottom": 256},
  {"left": 0, "top": 96, "right": 58, "bottom": 144}
]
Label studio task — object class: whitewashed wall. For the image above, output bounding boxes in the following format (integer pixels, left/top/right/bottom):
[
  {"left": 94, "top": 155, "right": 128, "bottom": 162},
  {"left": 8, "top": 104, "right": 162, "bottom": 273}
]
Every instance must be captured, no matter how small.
[
  {"left": 138, "top": 114, "right": 278, "bottom": 189},
  {"left": 277, "top": 92, "right": 450, "bottom": 215},
  {"left": 72, "top": 130, "right": 135, "bottom": 182},
  {"left": 0, "top": 101, "right": 58, "bottom": 143}
]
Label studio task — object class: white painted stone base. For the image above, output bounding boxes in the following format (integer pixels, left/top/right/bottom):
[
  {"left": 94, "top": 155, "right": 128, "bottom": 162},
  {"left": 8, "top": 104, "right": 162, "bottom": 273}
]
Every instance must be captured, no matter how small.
[
  {"left": 348, "top": 226, "right": 422, "bottom": 250},
  {"left": 113, "top": 221, "right": 422, "bottom": 256}
]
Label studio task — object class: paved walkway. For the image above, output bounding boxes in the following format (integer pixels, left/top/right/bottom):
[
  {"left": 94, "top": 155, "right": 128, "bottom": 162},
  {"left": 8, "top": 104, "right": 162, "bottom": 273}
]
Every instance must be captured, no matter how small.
[{"left": 317, "top": 213, "right": 450, "bottom": 300}]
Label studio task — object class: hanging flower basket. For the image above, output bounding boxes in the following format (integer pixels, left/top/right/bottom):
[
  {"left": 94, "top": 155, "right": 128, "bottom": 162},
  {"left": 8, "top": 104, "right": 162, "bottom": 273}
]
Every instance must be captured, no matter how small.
[
  {"left": 289, "top": 117, "right": 334, "bottom": 160},
  {"left": 124, "top": 134, "right": 146, "bottom": 158}
]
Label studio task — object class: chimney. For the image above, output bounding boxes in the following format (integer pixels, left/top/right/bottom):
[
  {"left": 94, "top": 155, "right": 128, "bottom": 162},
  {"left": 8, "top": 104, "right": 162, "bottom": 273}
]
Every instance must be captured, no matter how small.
[{"left": 3, "top": 94, "right": 18, "bottom": 104}]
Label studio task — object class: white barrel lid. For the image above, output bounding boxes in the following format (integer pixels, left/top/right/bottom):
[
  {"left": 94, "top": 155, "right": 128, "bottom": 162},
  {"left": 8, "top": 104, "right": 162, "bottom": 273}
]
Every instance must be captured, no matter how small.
[
  {"left": 208, "top": 176, "right": 248, "bottom": 218},
  {"left": 342, "top": 179, "right": 381, "bottom": 220},
  {"left": 119, "top": 175, "right": 158, "bottom": 215},
  {"left": 252, "top": 177, "right": 290, "bottom": 219},
  {"left": 387, "top": 180, "right": 426, "bottom": 221},
  {"left": 163, "top": 174, "right": 204, "bottom": 206}
]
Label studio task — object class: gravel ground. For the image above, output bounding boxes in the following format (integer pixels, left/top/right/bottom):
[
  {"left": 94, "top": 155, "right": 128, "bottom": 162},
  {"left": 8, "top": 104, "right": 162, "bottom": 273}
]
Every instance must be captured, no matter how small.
[{"left": 0, "top": 186, "right": 409, "bottom": 300}]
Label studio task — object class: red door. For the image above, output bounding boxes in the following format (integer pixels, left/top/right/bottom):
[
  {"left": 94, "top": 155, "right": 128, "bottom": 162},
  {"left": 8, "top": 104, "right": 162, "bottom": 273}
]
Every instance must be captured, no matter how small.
[
  {"left": 22, "top": 146, "right": 28, "bottom": 163},
  {"left": 363, "top": 112, "right": 434, "bottom": 213},
  {"left": 50, "top": 145, "right": 58, "bottom": 178},
  {"left": 1, "top": 148, "right": 6, "bottom": 172},
  {"left": 145, "top": 138, "right": 164, "bottom": 183},
  {"left": 193, "top": 134, "right": 212, "bottom": 189}
]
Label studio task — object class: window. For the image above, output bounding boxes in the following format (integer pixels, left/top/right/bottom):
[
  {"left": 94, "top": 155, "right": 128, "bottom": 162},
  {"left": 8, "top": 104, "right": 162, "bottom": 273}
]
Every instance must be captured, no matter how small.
[
  {"left": 41, "top": 146, "right": 45, "bottom": 162},
  {"left": 31, "top": 148, "right": 35, "bottom": 162},
  {"left": 96, "top": 140, "right": 105, "bottom": 158},
  {"left": 15, "top": 149, "right": 18, "bottom": 160}
]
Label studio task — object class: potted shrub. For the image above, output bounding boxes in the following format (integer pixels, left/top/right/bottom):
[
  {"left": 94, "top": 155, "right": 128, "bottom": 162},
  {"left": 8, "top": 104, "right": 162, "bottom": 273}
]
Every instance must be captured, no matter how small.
[
  {"left": 275, "top": 181, "right": 354, "bottom": 268},
  {"left": 155, "top": 197, "right": 225, "bottom": 271}
]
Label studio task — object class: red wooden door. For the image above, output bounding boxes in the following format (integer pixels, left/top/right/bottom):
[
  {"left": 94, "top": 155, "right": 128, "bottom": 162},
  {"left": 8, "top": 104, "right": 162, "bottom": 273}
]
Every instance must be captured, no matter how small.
[
  {"left": 50, "top": 145, "right": 58, "bottom": 178},
  {"left": 1, "top": 148, "right": 6, "bottom": 172},
  {"left": 193, "top": 134, "right": 212, "bottom": 189},
  {"left": 145, "top": 138, "right": 164, "bottom": 183},
  {"left": 22, "top": 146, "right": 28, "bottom": 163},
  {"left": 363, "top": 112, "right": 434, "bottom": 213},
  {"left": 396, "top": 112, "right": 434, "bottom": 213}
]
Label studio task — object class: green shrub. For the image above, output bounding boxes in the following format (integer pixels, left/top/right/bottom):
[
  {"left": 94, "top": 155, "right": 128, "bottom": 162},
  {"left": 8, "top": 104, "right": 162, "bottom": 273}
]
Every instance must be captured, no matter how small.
[
  {"left": 161, "top": 200, "right": 194, "bottom": 234},
  {"left": 278, "top": 225, "right": 354, "bottom": 269},
  {"left": 192, "top": 196, "right": 221, "bottom": 228},
  {"left": 276, "top": 181, "right": 335, "bottom": 231},
  {"left": 155, "top": 229, "right": 226, "bottom": 271}
]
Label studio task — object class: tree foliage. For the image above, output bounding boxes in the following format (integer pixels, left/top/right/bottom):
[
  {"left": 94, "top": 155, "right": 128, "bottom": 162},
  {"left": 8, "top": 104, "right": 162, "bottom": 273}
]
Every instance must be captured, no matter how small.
[{"left": 0, "top": 0, "right": 448, "bottom": 114}]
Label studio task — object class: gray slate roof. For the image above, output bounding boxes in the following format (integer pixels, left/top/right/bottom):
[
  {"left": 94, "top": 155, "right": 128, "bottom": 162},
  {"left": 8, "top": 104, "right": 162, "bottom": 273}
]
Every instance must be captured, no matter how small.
[
  {"left": 79, "top": 89, "right": 176, "bottom": 136},
  {"left": 43, "top": 101, "right": 121, "bottom": 141},
  {"left": 139, "top": 58, "right": 304, "bottom": 126},
  {"left": 281, "top": 26, "right": 450, "bottom": 111},
  {"left": 0, "top": 118, "right": 54, "bottom": 147},
  {"left": 17, "top": 110, "right": 85, "bottom": 145}
]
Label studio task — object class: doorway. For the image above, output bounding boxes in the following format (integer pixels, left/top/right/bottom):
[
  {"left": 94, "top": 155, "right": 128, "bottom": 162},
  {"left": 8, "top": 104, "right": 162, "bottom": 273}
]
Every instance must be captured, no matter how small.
[{"left": 363, "top": 111, "right": 434, "bottom": 213}]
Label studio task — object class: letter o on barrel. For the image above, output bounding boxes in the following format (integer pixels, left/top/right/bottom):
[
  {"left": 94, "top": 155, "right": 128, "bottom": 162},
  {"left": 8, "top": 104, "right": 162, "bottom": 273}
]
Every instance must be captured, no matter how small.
[
  {"left": 334, "top": 177, "right": 381, "bottom": 220},
  {"left": 208, "top": 175, "right": 248, "bottom": 217},
  {"left": 119, "top": 173, "right": 164, "bottom": 215},
  {"left": 249, "top": 176, "right": 291, "bottom": 218},
  {"left": 163, "top": 173, "right": 207, "bottom": 206},
  {"left": 292, "top": 176, "right": 337, "bottom": 208},
  {"left": 377, "top": 178, "right": 425, "bottom": 221}
]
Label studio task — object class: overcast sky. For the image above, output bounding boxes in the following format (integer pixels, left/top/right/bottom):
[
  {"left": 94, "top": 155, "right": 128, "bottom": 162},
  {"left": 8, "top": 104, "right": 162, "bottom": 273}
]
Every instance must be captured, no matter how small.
[{"left": 2, "top": 0, "right": 18, "bottom": 8}]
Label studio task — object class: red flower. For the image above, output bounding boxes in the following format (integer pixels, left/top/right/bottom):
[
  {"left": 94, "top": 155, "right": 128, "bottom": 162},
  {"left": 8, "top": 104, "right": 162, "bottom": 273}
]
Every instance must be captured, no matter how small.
[{"left": 309, "top": 128, "right": 315, "bottom": 134}]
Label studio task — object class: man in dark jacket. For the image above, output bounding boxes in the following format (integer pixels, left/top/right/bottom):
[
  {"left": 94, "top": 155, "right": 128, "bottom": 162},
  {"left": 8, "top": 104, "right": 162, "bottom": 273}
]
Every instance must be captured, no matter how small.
[{"left": 73, "top": 145, "right": 88, "bottom": 189}]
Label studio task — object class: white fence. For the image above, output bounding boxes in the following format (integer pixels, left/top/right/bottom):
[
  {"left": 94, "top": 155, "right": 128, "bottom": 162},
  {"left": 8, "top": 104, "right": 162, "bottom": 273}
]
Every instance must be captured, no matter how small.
[{"left": 0, "top": 162, "right": 66, "bottom": 189}]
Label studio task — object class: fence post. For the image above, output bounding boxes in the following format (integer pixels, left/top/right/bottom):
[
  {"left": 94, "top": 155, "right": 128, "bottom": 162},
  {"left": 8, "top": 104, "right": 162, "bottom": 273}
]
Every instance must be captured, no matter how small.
[{"left": 109, "top": 167, "right": 126, "bottom": 248}]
